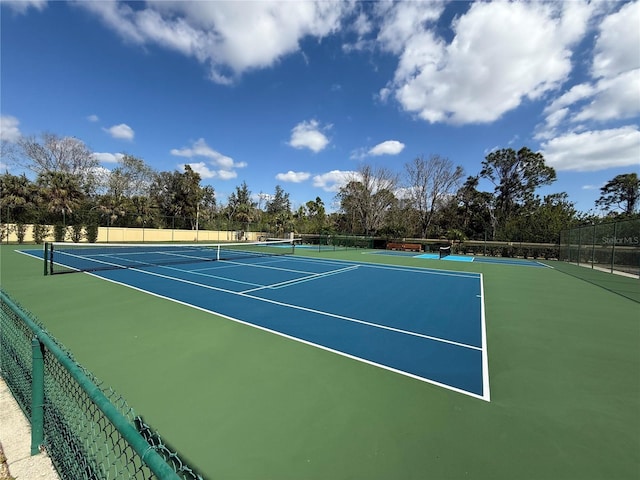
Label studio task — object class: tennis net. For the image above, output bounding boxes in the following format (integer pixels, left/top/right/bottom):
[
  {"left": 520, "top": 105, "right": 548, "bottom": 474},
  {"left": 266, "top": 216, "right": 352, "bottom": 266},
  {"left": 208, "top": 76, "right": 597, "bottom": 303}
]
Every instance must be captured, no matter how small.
[
  {"left": 439, "top": 246, "right": 452, "bottom": 259},
  {"left": 44, "top": 239, "right": 296, "bottom": 275}
]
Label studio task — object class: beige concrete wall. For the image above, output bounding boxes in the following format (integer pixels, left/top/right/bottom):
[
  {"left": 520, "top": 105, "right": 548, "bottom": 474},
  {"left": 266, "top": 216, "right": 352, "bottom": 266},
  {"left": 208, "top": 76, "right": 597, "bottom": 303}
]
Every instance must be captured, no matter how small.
[
  {"left": 97, "top": 228, "right": 263, "bottom": 243},
  {"left": 1, "top": 224, "right": 264, "bottom": 244}
]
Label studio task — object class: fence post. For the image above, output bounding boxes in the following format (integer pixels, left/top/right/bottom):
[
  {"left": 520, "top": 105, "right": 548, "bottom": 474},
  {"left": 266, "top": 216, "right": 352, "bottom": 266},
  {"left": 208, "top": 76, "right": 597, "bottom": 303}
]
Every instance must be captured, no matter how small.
[
  {"left": 611, "top": 221, "right": 617, "bottom": 273},
  {"left": 591, "top": 223, "right": 596, "bottom": 269},
  {"left": 577, "top": 226, "right": 582, "bottom": 266},
  {"left": 31, "top": 336, "right": 45, "bottom": 454}
]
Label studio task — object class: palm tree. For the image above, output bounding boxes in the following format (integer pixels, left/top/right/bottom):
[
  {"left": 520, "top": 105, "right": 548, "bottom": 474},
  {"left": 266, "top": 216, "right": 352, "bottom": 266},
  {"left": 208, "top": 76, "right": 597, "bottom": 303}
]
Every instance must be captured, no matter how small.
[
  {"left": 36, "top": 171, "right": 85, "bottom": 225},
  {"left": 0, "top": 173, "right": 37, "bottom": 223}
]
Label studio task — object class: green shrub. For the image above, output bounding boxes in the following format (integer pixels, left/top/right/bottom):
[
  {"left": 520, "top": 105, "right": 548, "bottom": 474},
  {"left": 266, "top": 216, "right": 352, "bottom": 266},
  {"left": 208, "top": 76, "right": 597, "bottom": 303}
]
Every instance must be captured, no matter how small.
[
  {"left": 15, "top": 223, "right": 27, "bottom": 244},
  {"left": 53, "top": 224, "right": 66, "bottom": 242},
  {"left": 70, "top": 224, "right": 83, "bottom": 243},
  {"left": 32, "top": 224, "right": 51, "bottom": 244},
  {"left": 501, "top": 246, "right": 513, "bottom": 258},
  {"left": 85, "top": 224, "right": 99, "bottom": 243}
]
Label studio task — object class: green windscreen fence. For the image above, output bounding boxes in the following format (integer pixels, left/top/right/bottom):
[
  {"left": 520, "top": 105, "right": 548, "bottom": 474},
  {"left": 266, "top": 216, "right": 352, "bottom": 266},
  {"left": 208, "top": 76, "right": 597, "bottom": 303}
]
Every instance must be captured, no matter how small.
[
  {"left": 559, "top": 218, "right": 639, "bottom": 277},
  {"left": 298, "top": 234, "right": 375, "bottom": 251},
  {"left": 0, "top": 289, "right": 204, "bottom": 480},
  {"left": 557, "top": 218, "right": 640, "bottom": 303}
]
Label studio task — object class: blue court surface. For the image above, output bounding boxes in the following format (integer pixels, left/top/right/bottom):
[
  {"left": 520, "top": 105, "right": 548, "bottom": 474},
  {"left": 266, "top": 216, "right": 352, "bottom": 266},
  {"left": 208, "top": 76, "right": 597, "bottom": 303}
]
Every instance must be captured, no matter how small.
[
  {"left": 26, "top": 249, "right": 490, "bottom": 400},
  {"left": 370, "top": 250, "right": 548, "bottom": 267}
]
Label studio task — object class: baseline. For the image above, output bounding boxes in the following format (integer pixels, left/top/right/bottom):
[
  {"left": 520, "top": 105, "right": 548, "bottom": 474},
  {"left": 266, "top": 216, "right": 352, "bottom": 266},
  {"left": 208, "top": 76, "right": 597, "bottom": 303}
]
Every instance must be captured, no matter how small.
[{"left": 132, "top": 264, "right": 481, "bottom": 351}]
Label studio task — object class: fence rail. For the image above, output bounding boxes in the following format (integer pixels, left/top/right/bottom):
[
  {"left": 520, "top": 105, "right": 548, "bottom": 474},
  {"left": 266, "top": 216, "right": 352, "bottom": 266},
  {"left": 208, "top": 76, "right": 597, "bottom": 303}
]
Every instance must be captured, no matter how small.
[
  {"left": 0, "top": 290, "right": 203, "bottom": 480},
  {"left": 559, "top": 219, "right": 640, "bottom": 277}
]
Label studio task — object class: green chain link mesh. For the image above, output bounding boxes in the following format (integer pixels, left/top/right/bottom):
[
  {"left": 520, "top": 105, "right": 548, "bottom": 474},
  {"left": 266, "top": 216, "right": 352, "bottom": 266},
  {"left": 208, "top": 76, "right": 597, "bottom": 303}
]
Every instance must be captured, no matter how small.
[
  {"left": 1, "top": 290, "right": 204, "bottom": 480},
  {"left": 559, "top": 218, "right": 639, "bottom": 277}
]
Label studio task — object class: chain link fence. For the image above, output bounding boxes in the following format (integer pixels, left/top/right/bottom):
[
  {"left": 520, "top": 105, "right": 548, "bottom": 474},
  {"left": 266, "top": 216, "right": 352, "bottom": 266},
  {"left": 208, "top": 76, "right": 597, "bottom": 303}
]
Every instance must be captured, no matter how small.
[
  {"left": 559, "top": 218, "right": 640, "bottom": 277},
  {"left": 0, "top": 290, "right": 204, "bottom": 480}
]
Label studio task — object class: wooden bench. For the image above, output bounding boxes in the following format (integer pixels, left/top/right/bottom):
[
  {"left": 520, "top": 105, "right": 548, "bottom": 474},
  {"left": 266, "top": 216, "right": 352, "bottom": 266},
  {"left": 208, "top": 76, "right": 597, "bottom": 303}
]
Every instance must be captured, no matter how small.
[{"left": 386, "top": 242, "right": 422, "bottom": 252}]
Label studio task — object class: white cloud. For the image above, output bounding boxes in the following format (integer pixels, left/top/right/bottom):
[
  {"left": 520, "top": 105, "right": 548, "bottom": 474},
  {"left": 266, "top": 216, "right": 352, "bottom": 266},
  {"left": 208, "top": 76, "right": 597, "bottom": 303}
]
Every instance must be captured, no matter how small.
[
  {"left": 368, "top": 140, "right": 405, "bottom": 156},
  {"left": 592, "top": 0, "right": 640, "bottom": 79},
  {"left": 535, "top": 3, "right": 639, "bottom": 141},
  {"left": 0, "top": 115, "right": 22, "bottom": 142},
  {"left": 342, "top": 9, "right": 377, "bottom": 52},
  {"left": 172, "top": 138, "right": 246, "bottom": 180},
  {"left": 544, "top": 83, "right": 596, "bottom": 116},
  {"left": 276, "top": 171, "right": 311, "bottom": 183},
  {"left": 377, "top": 87, "right": 391, "bottom": 103},
  {"left": 349, "top": 147, "right": 368, "bottom": 160},
  {"left": 288, "top": 120, "right": 330, "bottom": 153},
  {"left": 376, "top": 2, "right": 443, "bottom": 55},
  {"left": 217, "top": 169, "right": 238, "bottom": 181},
  {"left": 569, "top": 3, "right": 640, "bottom": 123},
  {"left": 353, "top": 11, "right": 373, "bottom": 37},
  {"left": 379, "top": 1, "right": 594, "bottom": 125},
  {"left": 172, "top": 138, "right": 231, "bottom": 163},
  {"left": 2, "top": 0, "right": 46, "bottom": 14},
  {"left": 87, "top": 114, "right": 100, "bottom": 122},
  {"left": 541, "top": 126, "right": 640, "bottom": 172},
  {"left": 572, "top": 69, "right": 640, "bottom": 123},
  {"left": 184, "top": 161, "right": 214, "bottom": 179},
  {"left": 351, "top": 139, "right": 406, "bottom": 159},
  {"left": 77, "top": 1, "right": 352, "bottom": 84},
  {"left": 312, "top": 170, "right": 357, "bottom": 192},
  {"left": 94, "top": 152, "right": 125, "bottom": 163},
  {"left": 540, "top": 69, "right": 639, "bottom": 138},
  {"left": 104, "top": 123, "right": 135, "bottom": 140}
]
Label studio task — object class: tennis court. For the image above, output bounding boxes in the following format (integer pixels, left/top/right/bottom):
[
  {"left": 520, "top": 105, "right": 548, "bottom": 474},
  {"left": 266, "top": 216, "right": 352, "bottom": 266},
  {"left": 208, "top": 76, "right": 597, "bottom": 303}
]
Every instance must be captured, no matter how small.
[
  {"left": 2, "top": 243, "right": 639, "bottom": 480},
  {"left": 369, "top": 249, "right": 550, "bottom": 266},
  {"left": 25, "top": 241, "right": 490, "bottom": 400}
]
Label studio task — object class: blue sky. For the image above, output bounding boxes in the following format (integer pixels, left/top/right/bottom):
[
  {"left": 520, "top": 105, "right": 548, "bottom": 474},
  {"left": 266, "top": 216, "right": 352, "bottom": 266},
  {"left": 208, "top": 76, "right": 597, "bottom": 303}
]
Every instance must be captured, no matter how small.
[{"left": 1, "top": 0, "right": 638, "bottom": 214}]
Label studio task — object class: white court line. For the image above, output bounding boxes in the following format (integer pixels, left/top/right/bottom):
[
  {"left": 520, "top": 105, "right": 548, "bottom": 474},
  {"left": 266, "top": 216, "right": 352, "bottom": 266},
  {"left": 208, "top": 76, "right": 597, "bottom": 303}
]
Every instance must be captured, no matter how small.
[
  {"left": 186, "top": 258, "right": 290, "bottom": 273},
  {"left": 241, "top": 265, "right": 359, "bottom": 293},
  {"left": 81, "top": 267, "right": 489, "bottom": 401},
  {"left": 479, "top": 274, "right": 491, "bottom": 402},
  {"left": 45, "top": 252, "right": 483, "bottom": 353},
  {"left": 162, "top": 256, "right": 358, "bottom": 291},
  {"left": 535, "top": 260, "right": 555, "bottom": 268},
  {"left": 55, "top": 251, "right": 145, "bottom": 270},
  {"left": 84, "top": 248, "right": 218, "bottom": 263},
  {"left": 108, "top": 264, "right": 482, "bottom": 352},
  {"left": 55, "top": 248, "right": 219, "bottom": 270},
  {"left": 295, "top": 254, "right": 482, "bottom": 279},
  {"left": 160, "top": 265, "right": 265, "bottom": 288},
  {"left": 219, "top": 258, "right": 321, "bottom": 276},
  {"left": 184, "top": 256, "right": 355, "bottom": 291},
  {"left": 24, "top": 248, "right": 490, "bottom": 400}
]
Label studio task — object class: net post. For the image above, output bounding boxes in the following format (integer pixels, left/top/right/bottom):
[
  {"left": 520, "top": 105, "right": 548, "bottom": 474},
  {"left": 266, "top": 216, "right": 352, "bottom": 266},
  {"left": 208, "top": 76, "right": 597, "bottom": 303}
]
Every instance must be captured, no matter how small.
[
  {"left": 31, "top": 336, "right": 45, "bottom": 454},
  {"left": 49, "top": 242, "right": 54, "bottom": 276},
  {"left": 43, "top": 242, "right": 49, "bottom": 276}
]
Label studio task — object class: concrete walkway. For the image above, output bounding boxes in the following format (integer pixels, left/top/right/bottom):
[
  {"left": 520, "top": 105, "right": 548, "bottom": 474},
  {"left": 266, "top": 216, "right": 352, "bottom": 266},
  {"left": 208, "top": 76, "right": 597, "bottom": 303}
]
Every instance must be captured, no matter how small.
[{"left": 0, "top": 378, "right": 60, "bottom": 480}]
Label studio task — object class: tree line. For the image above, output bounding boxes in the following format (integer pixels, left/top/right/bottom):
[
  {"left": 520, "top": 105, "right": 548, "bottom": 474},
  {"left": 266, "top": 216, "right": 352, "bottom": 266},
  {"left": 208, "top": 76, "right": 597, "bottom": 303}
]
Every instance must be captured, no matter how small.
[{"left": 1, "top": 132, "right": 638, "bottom": 244}]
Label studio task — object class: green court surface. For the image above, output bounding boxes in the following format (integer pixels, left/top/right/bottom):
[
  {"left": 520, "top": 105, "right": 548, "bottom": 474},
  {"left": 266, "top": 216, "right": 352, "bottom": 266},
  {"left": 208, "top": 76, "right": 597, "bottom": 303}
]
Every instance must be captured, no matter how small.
[{"left": 1, "top": 244, "right": 639, "bottom": 479}]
